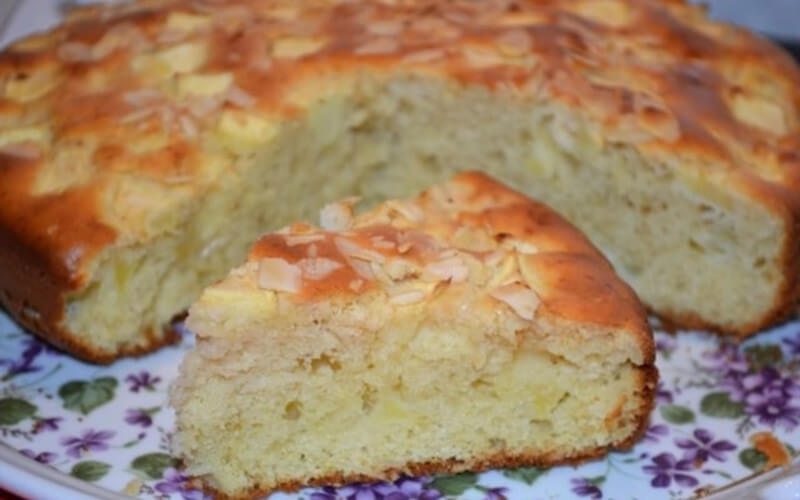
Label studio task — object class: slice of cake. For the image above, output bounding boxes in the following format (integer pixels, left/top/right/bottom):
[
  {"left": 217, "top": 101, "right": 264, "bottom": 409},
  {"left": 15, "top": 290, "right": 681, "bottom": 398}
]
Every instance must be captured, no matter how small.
[{"left": 171, "top": 172, "right": 657, "bottom": 499}]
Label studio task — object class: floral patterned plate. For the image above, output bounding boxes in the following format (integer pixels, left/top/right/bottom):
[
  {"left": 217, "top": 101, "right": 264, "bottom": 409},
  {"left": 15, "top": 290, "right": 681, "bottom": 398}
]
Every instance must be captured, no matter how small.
[{"left": 1, "top": 305, "right": 799, "bottom": 500}]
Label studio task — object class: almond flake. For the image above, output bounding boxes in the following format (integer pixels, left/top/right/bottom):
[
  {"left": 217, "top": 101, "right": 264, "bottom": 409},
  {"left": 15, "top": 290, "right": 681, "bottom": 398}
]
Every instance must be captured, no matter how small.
[
  {"left": 384, "top": 257, "right": 417, "bottom": 281},
  {"left": 483, "top": 249, "right": 508, "bottom": 266},
  {"left": 58, "top": 41, "right": 94, "bottom": 62},
  {"left": 388, "top": 288, "right": 427, "bottom": 305},
  {"left": 285, "top": 233, "right": 326, "bottom": 246},
  {"left": 227, "top": 85, "right": 257, "bottom": 108},
  {"left": 402, "top": 48, "right": 446, "bottom": 63},
  {"left": 320, "top": 199, "right": 358, "bottom": 231},
  {"left": 425, "top": 256, "right": 469, "bottom": 283},
  {"left": 371, "top": 236, "right": 396, "bottom": 250},
  {"left": 258, "top": 258, "right": 302, "bottom": 293},
  {"left": 354, "top": 37, "right": 400, "bottom": 55},
  {"left": 0, "top": 142, "right": 41, "bottom": 159},
  {"left": 349, "top": 279, "right": 364, "bottom": 291},
  {"left": 299, "top": 257, "right": 343, "bottom": 280},
  {"left": 307, "top": 243, "right": 319, "bottom": 258},
  {"left": 349, "top": 258, "right": 375, "bottom": 280},
  {"left": 334, "top": 236, "right": 386, "bottom": 264},
  {"left": 179, "top": 115, "right": 199, "bottom": 138},
  {"left": 496, "top": 29, "right": 533, "bottom": 56},
  {"left": 489, "top": 283, "right": 540, "bottom": 320},
  {"left": 385, "top": 200, "right": 425, "bottom": 222},
  {"left": 124, "top": 88, "right": 162, "bottom": 106},
  {"left": 366, "top": 20, "right": 404, "bottom": 36}
]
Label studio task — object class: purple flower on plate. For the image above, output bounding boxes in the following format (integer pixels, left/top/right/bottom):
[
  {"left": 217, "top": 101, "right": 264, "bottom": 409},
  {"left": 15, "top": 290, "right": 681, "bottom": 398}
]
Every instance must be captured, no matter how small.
[
  {"left": 335, "top": 482, "right": 400, "bottom": 500},
  {"left": 60, "top": 429, "right": 115, "bottom": 458},
  {"left": 744, "top": 388, "right": 800, "bottom": 431},
  {"left": 704, "top": 343, "right": 749, "bottom": 376},
  {"left": 481, "top": 487, "right": 508, "bottom": 500},
  {"left": 310, "top": 487, "right": 340, "bottom": 500},
  {"left": 655, "top": 382, "right": 673, "bottom": 404},
  {"left": 386, "top": 478, "right": 442, "bottom": 500},
  {"left": 570, "top": 478, "right": 602, "bottom": 499},
  {"left": 0, "top": 338, "right": 46, "bottom": 380},
  {"left": 125, "top": 408, "right": 154, "bottom": 428},
  {"left": 125, "top": 371, "right": 161, "bottom": 392},
  {"left": 675, "top": 429, "right": 736, "bottom": 464},
  {"left": 644, "top": 424, "right": 669, "bottom": 443},
  {"left": 155, "top": 468, "right": 209, "bottom": 500},
  {"left": 655, "top": 334, "right": 676, "bottom": 357},
  {"left": 642, "top": 452, "right": 698, "bottom": 489},
  {"left": 34, "top": 417, "right": 63, "bottom": 433},
  {"left": 19, "top": 449, "right": 57, "bottom": 464}
]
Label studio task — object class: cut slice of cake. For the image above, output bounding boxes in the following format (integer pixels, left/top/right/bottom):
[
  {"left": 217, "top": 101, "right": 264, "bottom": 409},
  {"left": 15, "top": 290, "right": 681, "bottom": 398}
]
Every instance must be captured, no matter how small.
[{"left": 171, "top": 172, "right": 657, "bottom": 499}]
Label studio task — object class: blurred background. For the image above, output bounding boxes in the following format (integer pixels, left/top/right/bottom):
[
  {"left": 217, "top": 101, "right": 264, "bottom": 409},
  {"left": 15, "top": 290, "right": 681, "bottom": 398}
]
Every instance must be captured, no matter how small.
[{"left": 700, "top": 0, "right": 799, "bottom": 39}]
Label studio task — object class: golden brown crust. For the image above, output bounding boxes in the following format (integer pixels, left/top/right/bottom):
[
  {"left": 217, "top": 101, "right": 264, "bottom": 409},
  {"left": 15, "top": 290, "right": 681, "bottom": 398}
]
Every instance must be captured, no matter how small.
[
  {"left": 1, "top": 0, "right": 799, "bottom": 356},
  {"left": 244, "top": 171, "right": 653, "bottom": 363},
  {"left": 199, "top": 364, "right": 657, "bottom": 500}
]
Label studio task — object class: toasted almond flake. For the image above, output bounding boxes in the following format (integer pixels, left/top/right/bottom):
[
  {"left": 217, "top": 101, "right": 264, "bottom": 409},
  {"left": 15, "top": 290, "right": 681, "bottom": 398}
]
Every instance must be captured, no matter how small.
[
  {"left": 299, "top": 257, "right": 343, "bottom": 280},
  {"left": 320, "top": 198, "right": 359, "bottom": 231},
  {"left": 354, "top": 37, "right": 400, "bottom": 55},
  {"left": 496, "top": 29, "right": 533, "bottom": 56},
  {"left": 58, "top": 41, "right": 94, "bottom": 62},
  {"left": 489, "top": 283, "right": 540, "bottom": 320},
  {"left": 307, "top": 243, "right": 319, "bottom": 258},
  {"left": 227, "top": 85, "right": 257, "bottom": 108},
  {"left": 402, "top": 48, "right": 446, "bottom": 63},
  {"left": 503, "top": 239, "right": 538, "bottom": 255},
  {"left": 258, "top": 258, "right": 302, "bottom": 293},
  {"left": 1, "top": 142, "right": 41, "bottom": 159},
  {"left": 388, "top": 288, "right": 427, "bottom": 305},
  {"left": 251, "top": 56, "right": 273, "bottom": 72},
  {"left": 397, "top": 241, "right": 413, "bottom": 254},
  {"left": 157, "top": 29, "right": 188, "bottom": 44},
  {"left": 349, "top": 279, "right": 364, "bottom": 291},
  {"left": 384, "top": 257, "right": 417, "bottom": 281},
  {"left": 371, "top": 236, "right": 396, "bottom": 250},
  {"left": 120, "top": 106, "right": 159, "bottom": 124},
  {"left": 385, "top": 199, "right": 425, "bottom": 222},
  {"left": 124, "top": 88, "right": 162, "bottom": 106},
  {"left": 425, "top": 256, "right": 469, "bottom": 283},
  {"left": 349, "top": 258, "right": 375, "bottom": 280},
  {"left": 334, "top": 236, "right": 386, "bottom": 264},
  {"left": 285, "top": 233, "right": 326, "bottom": 246},
  {"left": 366, "top": 20, "right": 404, "bottom": 36},
  {"left": 178, "top": 115, "right": 198, "bottom": 138},
  {"left": 483, "top": 249, "right": 508, "bottom": 266},
  {"left": 187, "top": 95, "right": 223, "bottom": 117},
  {"left": 438, "top": 248, "right": 459, "bottom": 259}
]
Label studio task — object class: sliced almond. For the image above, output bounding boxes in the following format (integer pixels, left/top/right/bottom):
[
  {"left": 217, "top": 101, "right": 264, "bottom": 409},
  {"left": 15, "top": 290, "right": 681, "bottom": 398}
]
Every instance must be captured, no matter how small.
[
  {"left": 425, "top": 256, "right": 469, "bottom": 283},
  {"left": 489, "top": 283, "right": 540, "bottom": 320},
  {"left": 285, "top": 233, "right": 326, "bottom": 246},
  {"left": 388, "top": 288, "right": 427, "bottom": 305},
  {"left": 334, "top": 236, "right": 386, "bottom": 264},
  {"left": 299, "top": 257, "right": 343, "bottom": 280},
  {"left": 258, "top": 258, "right": 302, "bottom": 293}
]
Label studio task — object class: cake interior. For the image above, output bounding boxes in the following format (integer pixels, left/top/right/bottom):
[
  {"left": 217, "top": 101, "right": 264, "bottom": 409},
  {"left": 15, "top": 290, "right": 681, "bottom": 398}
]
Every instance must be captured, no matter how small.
[
  {"left": 173, "top": 287, "right": 652, "bottom": 496},
  {"left": 65, "top": 72, "right": 783, "bottom": 355}
]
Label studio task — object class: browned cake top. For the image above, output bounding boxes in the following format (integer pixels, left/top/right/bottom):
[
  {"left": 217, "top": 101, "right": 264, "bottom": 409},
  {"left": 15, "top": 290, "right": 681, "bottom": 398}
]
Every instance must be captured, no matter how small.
[
  {"left": 1, "top": 0, "right": 799, "bottom": 290},
  {"left": 243, "top": 171, "right": 651, "bottom": 359}
]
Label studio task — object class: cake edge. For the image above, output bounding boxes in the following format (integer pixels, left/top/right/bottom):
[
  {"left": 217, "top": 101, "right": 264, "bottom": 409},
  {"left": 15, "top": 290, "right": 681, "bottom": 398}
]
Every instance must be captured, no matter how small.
[{"left": 191, "top": 365, "right": 658, "bottom": 500}]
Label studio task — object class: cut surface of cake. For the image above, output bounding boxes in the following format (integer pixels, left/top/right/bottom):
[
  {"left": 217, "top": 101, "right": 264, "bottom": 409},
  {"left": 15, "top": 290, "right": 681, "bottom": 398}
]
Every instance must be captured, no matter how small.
[
  {"left": 2, "top": 0, "right": 799, "bottom": 361},
  {"left": 172, "top": 172, "right": 657, "bottom": 499}
]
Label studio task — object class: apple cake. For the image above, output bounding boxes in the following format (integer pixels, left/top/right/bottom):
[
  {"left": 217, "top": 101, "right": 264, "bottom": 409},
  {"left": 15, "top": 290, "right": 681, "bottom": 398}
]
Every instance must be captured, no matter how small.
[
  {"left": 0, "top": 0, "right": 799, "bottom": 361},
  {"left": 171, "top": 172, "right": 657, "bottom": 499}
]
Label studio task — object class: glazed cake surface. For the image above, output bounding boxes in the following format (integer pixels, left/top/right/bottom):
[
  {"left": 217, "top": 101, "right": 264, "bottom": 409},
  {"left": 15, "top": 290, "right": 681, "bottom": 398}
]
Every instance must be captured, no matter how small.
[
  {"left": 173, "top": 172, "right": 657, "bottom": 499},
  {"left": 1, "top": 0, "right": 800, "bottom": 360}
]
